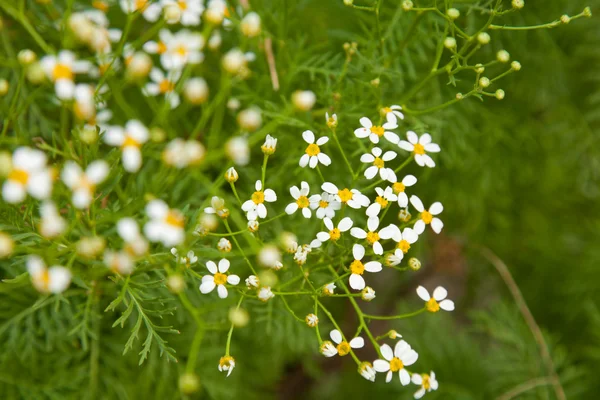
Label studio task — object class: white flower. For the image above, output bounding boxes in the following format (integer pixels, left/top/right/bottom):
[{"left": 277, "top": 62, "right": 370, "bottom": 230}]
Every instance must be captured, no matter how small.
[
  {"left": 305, "top": 313, "right": 319, "bottom": 327},
  {"left": 222, "top": 48, "right": 248, "bottom": 75},
  {"left": 199, "top": 259, "right": 240, "bottom": 298},
  {"left": 293, "top": 244, "right": 312, "bottom": 265},
  {"left": 386, "top": 249, "right": 404, "bottom": 267},
  {"left": 104, "top": 250, "right": 134, "bottom": 275},
  {"left": 366, "top": 186, "right": 398, "bottom": 217},
  {"left": 299, "top": 130, "right": 331, "bottom": 169},
  {"left": 258, "top": 286, "right": 274, "bottom": 302},
  {"left": 143, "top": 200, "right": 185, "bottom": 246},
  {"left": 225, "top": 136, "right": 250, "bottom": 166},
  {"left": 218, "top": 356, "right": 235, "bottom": 377},
  {"left": 311, "top": 217, "right": 353, "bottom": 248},
  {"left": 26, "top": 255, "right": 71, "bottom": 294},
  {"left": 417, "top": 286, "right": 455, "bottom": 312},
  {"left": 321, "top": 182, "right": 370, "bottom": 209},
  {"left": 142, "top": 29, "right": 171, "bottom": 57},
  {"left": 143, "top": 68, "right": 181, "bottom": 108},
  {"left": 325, "top": 112, "right": 338, "bottom": 128},
  {"left": 240, "top": 11, "right": 261, "bottom": 37},
  {"left": 61, "top": 160, "right": 109, "bottom": 209},
  {"left": 205, "top": 0, "right": 228, "bottom": 25},
  {"left": 292, "top": 90, "right": 316, "bottom": 111},
  {"left": 361, "top": 147, "right": 397, "bottom": 182},
  {"left": 285, "top": 181, "right": 312, "bottom": 218},
  {"left": 323, "top": 282, "right": 336, "bottom": 295},
  {"left": 171, "top": 248, "right": 198, "bottom": 266},
  {"left": 410, "top": 196, "right": 443, "bottom": 234},
  {"left": 412, "top": 371, "right": 439, "bottom": 399},
  {"left": 392, "top": 175, "right": 417, "bottom": 207},
  {"left": 73, "top": 84, "right": 96, "bottom": 122},
  {"left": 183, "top": 77, "right": 209, "bottom": 104},
  {"left": 321, "top": 329, "right": 364, "bottom": 357},
  {"left": 163, "top": 138, "right": 205, "bottom": 168},
  {"left": 117, "top": 217, "right": 148, "bottom": 256},
  {"left": 362, "top": 286, "right": 376, "bottom": 301},
  {"left": 40, "top": 50, "right": 92, "bottom": 99},
  {"left": 381, "top": 105, "right": 405, "bottom": 124},
  {"left": 204, "top": 196, "right": 229, "bottom": 218},
  {"left": 217, "top": 238, "right": 232, "bottom": 252},
  {"left": 359, "top": 362, "right": 377, "bottom": 382},
  {"left": 160, "top": 29, "right": 204, "bottom": 70},
  {"left": 393, "top": 227, "right": 419, "bottom": 256},
  {"left": 261, "top": 134, "right": 277, "bottom": 155},
  {"left": 257, "top": 245, "right": 282, "bottom": 269},
  {"left": 309, "top": 192, "right": 341, "bottom": 219},
  {"left": 348, "top": 244, "right": 382, "bottom": 290},
  {"left": 120, "top": 0, "right": 163, "bottom": 21},
  {"left": 39, "top": 201, "right": 66, "bottom": 238},
  {"left": 398, "top": 132, "right": 440, "bottom": 168},
  {"left": 161, "top": 0, "right": 204, "bottom": 26},
  {"left": 241, "top": 180, "right": 277, "bottom": 221},
  {"left": 373, "top": 340, "right": 419, "bottom": 385},
  {"left": 354, "top": 116, "right": 399, "bottom": 144},
  {"left": 350, "top": 217, "right": 398, "bottom": 255},
  {"left": 2, "top": 147, "right": 52, "bottom": 203},
  {"left": 104, "top": 120, "right": 149, "bottom": 173},
  {"left": 245, "top": 275, "right": 259, "bottom": 289}
]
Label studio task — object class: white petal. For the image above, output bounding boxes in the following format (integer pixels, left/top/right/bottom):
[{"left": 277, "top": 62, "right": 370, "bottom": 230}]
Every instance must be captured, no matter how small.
[
  {"left": 440, "top": 299, "right": 455, "bottom": 311},
  {"left": 200, "top": 280, "right": 216, "bottom": 293},
  {"left": 419, "top": 133, "right": 432, "bottom": 145},
  {"left": 350, "top": 228, "right": 366, "bottom": 239},
  {"left": 338, "top": 217, "right": 353, "bottom": 231},
  {"left": 425, "top": 143, "right": 441, "bottom": 153},
  {"left": 382, "top": 151, "right": 397, "bottom": 161},
  {"left": 403, "top": 175, "right": 417, "bottom": 186},
  {"left": 413, "top": 220, "right": 425, "bottom": 235},
  {"left": 433, "top": 286, "right": 448, "bottom": 301},
  {"left": 122, "top": 146, "right": 142, "bottom": 172},
  {"left": 400, "top": 369, "right": 411, "bottom": 386},
  {"left": 316, "top": 136, "right": 329, "bottom": 146},
  {"left": 360, "top": 154, "right": 375, "bottom": 163},
  {"left": 321, "top": 182, "right": 338, "bottom": 194},
  {"left": 302, "top": 130, "right": 315, "bottom": 144},
  {"left": 206, "top": 261, "right": 218, "bottom": 274},
  {"left": 373, "top": 241, "right": 383, "bottom": 255},
  {"left": 359, "top": 117, "right": 372, "bottom": 128},
  {"left": 431, "top": 218, "right": 444, "bottom": 233},
  {"left": 354, "top": 128, "right": 369, "bottom": 138},
  {"left": 416, "top": 286, "right": 430, "bottom": 301},
  {"left": 353, "top": 244, "right": 365, "bottom": 260},
  {"left": 409, "top": 195, "right": 424, "bottom": 212},
  {"left": 398, "top": 141, "right": 414, "bottom": 152},
  {"left": 364, "top": 261, "right": 382, "bottom": 273},
  {"left": 330, "top": 329, "right": 343, "bottom": 344},
  {"left": 218, "top": 258, "right": 230, "bottom": 273},
  {"left": 217, "top": 284, "right": 228, "bottom": 298},
  {"left": 86, "top": 161, "right": 109, "bottom": 184},
  {"left": 349, "top": 274, "right": 365, "bottom": 290},
  {"left": 349, "top": 337, "right": 364, "bottom": 349},
  {"left": 309, "top": 156, "right": 318, "bottom": 169},
  {"left": 406, "top": 131, "right": 418, "bottom": 144},
  {"left": 2, "top": 181, "right": 25, "bottom": 203},
  {"left": 429, "top": 202, "right": 443, "bottom": 215},
  {"left": 367, "top": 217, "right": 379, "bottom": 232},
  {"left": 290, "top": 185, "right": 300, "bottom": 199},
  {"left": 264, "top": 189, "right": 277, "bottom": 202},
  {"left": 317, "top": 153, "right": 331, "bottom": 166},
  {"left": 227, "top": 275, "right": 240, "bottom": 285},
  {"left": 299, "top": 154, "right": 309, "bottom": 167},
  {"left": 316, "top": 232, "right": 330, "bottom": 242},
  {"left": 285, "top": 203, "right": 298, "bottom": 215},
  {"left": 380, "top": 344, "right": 394, "bottom": 361},
  {"left": 373, "top": 359, "right": 390, "bottom": 372},
  {"left": 323, "top": 218, "right": 334, "bottom": 231},
  {"left": 412, "top": 374, "right": 423, "bottom": 385}
]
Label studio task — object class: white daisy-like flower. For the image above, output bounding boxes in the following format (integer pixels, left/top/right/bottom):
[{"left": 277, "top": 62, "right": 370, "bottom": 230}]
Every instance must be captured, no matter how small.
[
  {"left": 160, "top": 29, "right": 204, "bottom": 70},
  {"left": 321, "top": 182, "right": 370, "bottom": 209},
  {"left": 245, "top": 275, "right": 259, "bottom": 289},
  {"left": 142, "top": 29, "right": 171, "bottom": 58},
  {"left": 398, "top": 131, "right": 440, "bottom": 168},
  {"left": 163, "top": 138, "right": 206, "bottom": 168},
  {"left": 359, "top": 362, "right": 377, "bottom": 382},
  {"left": 120, "top": 0, "right": 163, "bottom": 22},
  {"left": 299, "top": 130, "right": 331, "bottom": 169},
  {"left": 199, "top": 259, "right": 240, "bottom": 298},
  {"left": 366, "top": 186, "right": 398, "bottom": 217},
  {"left": 103, "top": 120, "right": 149, "bottom": 173},
  {"left": 257, "top": 245, "right": 282, "bottom": 270},
  {"left": 321, "top": 329, "right": 364, "bottom": 357},
  {"left": 171, "top": 248, "right": 198, "bottom": 266},
  {"left": 392, "top": 175, "right": 417, "bottom": 207},
  {"left": 258, "top": 286, "right": 274, "bottom": 302},
  {"left": 309, "top": 192, "right": 341, "bottom": 219},
  {"left": 293, "top": 244, "right": 312, "bottom": 265},
  {"left": 373, "top": 339, "right": 419, "bottom": 385},
  {"left": 325, "top": 112, "right": 338, "bottom": 128},
  {"left": 386, "top": 249, "right": 404, "bottom": 267},
  {"left": 354, "top": 116, "right": 399, "bottom": 144},
  {"left": 2, "top": 147, "right": 52, "bottom": 203},
  {"left": 143, "top": 68, "right": 181, "bottom": 109},
  {"left": 410, "top": 196, "right": 443, "bottom": 234},
  {"left": 241, "top": 180, "right": 277, "bottom": 220},
  {"left": 143, "top": 199, "right": 185, "bottom": 246},
  {"left": 117, "top": 217, "right": 148, "bottom": 257},
  {"left": 39, "top": 201, "right": 66, "bottom": 238},
  {"left": 305, "top": 313, "right": 319, "bottom": 327},
  {"left": 381, "top": 105, "right": 405, "bottom": 124},
  {"left": 350, "top": 217, "right": 397, "bottom": 255},
  {"left": 218, "top": 356, "right": 235, "bottom": 377},
  {"left": 417, "top": 286, "right": 455, "bottom": 312},
  {"left": 104, "top": 250, "right": 134, "bottom": 275},
  {"left": 285, "top": 181, "right": 312, "bottom": 218},
  {"left": 61, "top": 160, "right": 109, "bottom": 209},
  {"left": 204, "top": 0, "right": 228, "bottom": 25},
  {"left": 311, "top": 217, "right": 353, "bottom": 248},
  {"left": 26, "top": 255, "right": 71, "bottom": 294},
  {"left": 323, "top": 282, "right": 336, "bottom": 295},
  {"left": 204, "top": 196, "right": 229, "bottom": 218},
  {"left": 161, "top": 0, "right": 204, "bottom": 26},
  {"left": 392, "top": 227, "right": 419, "bottom": 256},
  {"left": 362, "top": 286, "right": 376, "bottom": 301},
  {"left": 40, "top": 51, "right": 92, "bottom": 99},
  {"left": 348, "top": 244, "right": 382, "bottom": 290},
  {"left": 73, "top": 84, "right": 96, "bottom": 122},
  {"left": 412, "top": 371, "right": 439, "bottom": 399},
  {"left": 217, "top": 238, "right": 232, "bottom": 252},
  {"left": 361, "top": 147, "right": 397, "bottom": 183}
]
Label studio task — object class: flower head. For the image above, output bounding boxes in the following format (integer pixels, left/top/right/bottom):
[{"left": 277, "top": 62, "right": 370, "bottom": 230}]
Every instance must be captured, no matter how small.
[
  {"left": 117, "top": 217, "right": 149, "bottom": 257},
  {"left": 359, "top": 361, "right": 377, "bottom": 382},
  {"left": 311, "top": 217, "right": 353, "bottom": 248},
  {"left": 309, "top": 192, "right": 341, "bottom": 219},
  {"left": 285, "top": 181, "right": 312, "bottom": 218},
  {"left": 305, "top": 313, "right": 319, "bottom": 327},
  {"left": 261, "top": 134, "right": 277, "bottom": 155},
  {"left": 2, "top": 147, "right": 52, "bottom": 203},
  {"left": 381, "top": 105, "right": 404, "bottom": 124},
  {"left": 412, "top": 371, "right": 439, "bottom": 399},
  {"left": 200, "top": 259, "right": 240, "bottom": 298},
  {"left": 171, "top": 248, "right": 198, "bottom": 266},
  {"left": 321, "top": 182, "right": 370, "bottom": 209},
  {"left": 40, "top": 50, "right": 92, "bottom": 99},
  {"left": 410, "top": 196, "right": 443, "bottom": 234},
  {"left": 398, "top": 132, "right": 440, "bottom": 168},
  {"left": 299, "top": 130, "right": 331, "bottom": 169},
  {"left": 39, "top": 201, "right": 66, "bottom": 238},
  {"left": 258, "top": 286, "right": 274, "bottom": 302},
  {"left": 321, "top": 329, "right": 364, "bottom": 357},
  {"left": 242, "top": 180, "right": 277, "bottom": 220},
  {"left": 393, "top": 175, "right": 417, "bottom": 207},
  {"left": 218, "top": 355, "right": 235, "bottom": 377},
  {"left": 366, "top": 186, "right": 398, "bottom": 217},
  {"left": 143, "top": 199, "right": 185, "bottom": 246},
  {"left": 416, "top": 286, "right": 454, "bottom": 312},
  {"left": 144, "top": 68, "right": 181, "bottom": 108},
  {"left": 361, "top": 147, "right": 397, "bottom": 183},
  {"left": 204, "top": 196, "right": 229, "bottom": 218},
  {"left": 61, "top": 160, "right": 109, "bottom": 209},
  {"left": 347, "top": 244, "right": 382, "bottom": 290},
  {"left": 26, "top": 255, "right": 71, "bottom": 294},
  {"left": 350, "top": 217, "right": 398, "bottom": 255},
  {"left": 373, "top": 339, "right": 419, "bottom": 385},
  {"left": 104, "top": 250, "right": 134, "bottom": 275},
  {"left": 354, "top": 116, "right": 399, "bottom": 144},
  {"left": 104, "top": 120, "right": 149, "bottom": 172}
]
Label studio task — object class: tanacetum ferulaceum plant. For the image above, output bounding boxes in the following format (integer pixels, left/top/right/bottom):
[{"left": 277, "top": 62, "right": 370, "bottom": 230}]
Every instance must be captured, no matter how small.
[{"left": 0, "top": 0, "right": 591, "bottom": 398}]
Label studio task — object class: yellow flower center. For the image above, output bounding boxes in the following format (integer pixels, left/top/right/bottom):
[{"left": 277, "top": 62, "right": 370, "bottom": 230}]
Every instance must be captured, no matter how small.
[
  {"left": 422, "top": 374, "right": 431, "bottom": 390},
  {"left": 92, "top": 0, "right": 109, "bottom": 12},
  {"left": 413, "top": 143, "right": 426, "bottom": 155},
  {"left": 398, "top": 239, "right": 410, "bottom": 253},
  {"left": 366, "top": 231, "right": 379, "bottom": 245},
  {"left": 389, "top": 357, "right": 404, "bottom": 372},
  {"left": 213, "top": 272, "right": 227, "bottom": 285},
  {"left": 375, "top": 196, "right": 388, "bottom": 208},
  {"left": 370, "top": 126, "right": 385, "bottom": 137},
  {"left": 329, "top": 228, "right": 341, "bottom": 241},
  {"left": 165, "top": 210, "right": 185, "bottom": 228},
  {"left": 305, "top": 143, "right": 320, "bottom": 156},
  {"left": 373, "top": 157, "right": 384, "bottom": 169},
  {"left": 296, "top": 195, "right": 309, "bottom": 208},
  {"left": 175, "top": 45, "right": 187, "bottom": 56},
  {"left": 382, "top": 107, "right": 392, "bottom": 113},
  {"left": 219, "top": 355, "right": 234, "bottom": 368},
  {"left": 9, "top": 169, "right": 29, "bottom": 185},
  {"left": 426, "top": 297, "right": 440, "bottom": 312},
  {"left": 421, "top": 210, "right": 433, "bottom": 224},
  {"left": 393, "top": 182, "right": 405, "bottom": 193},
  {"left": 122, "top": 136, "right": 141, "bottom": 148},
  {"left": 251, "top": 191, "right": 265, "bottom": 204},
  {"left": 338, "top": 188, "right": 353, "bottom": 203},
  {"left": 178, "top": 0, "right": 187, "bottom": 10},
  {"left": 337, "top": 341, "right": 351, "bottom": 356},
  {"left": 159, "top": 79, "right": 174, "bottom": 93},
  {"left": 157, "top": 42, "right": 167, "bottom": 54},
  {"left": 76, "top": 176, "right": 96, "bottom": 192},
  {"left": 319, "top": 200, "right": 328, "bottom": 209},
  {"left": 135, "top": 0, "right": 148, "bottom": 10},
  {"left": 52, "top": 63, "right": 73, "bottom": 81},
  {"left": 350, "top": 259, "right": 364, "bottom": 275}
]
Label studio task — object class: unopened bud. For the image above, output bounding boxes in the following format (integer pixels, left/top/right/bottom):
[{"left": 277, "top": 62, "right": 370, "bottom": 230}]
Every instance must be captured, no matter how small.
[
  {"left": 447, "top": 8, "right": 460, "bottom": 20},
  {"left": 0, "top": 79, "right": 8, "bottom": 96},
  {"left": 0, "top": 232, "right": 14, "bottom": 258},
  {"left": 583, "top": 7, "right": 592, "bottom": 17},
  {"left": 164, "top": 4, "right": 182, "bottom": 24},
  {"left": 496, "top": 50, "right": 510, "bottom": 63},
  {"left": 444, "top": 37, "right": 456, "bottom": 49},
  {"left": 495, "top": 89, "right": 505, "bottom": 100},
  {"left": 183, "top": 77, "right": 209, "bottom": 105},
  {"left": 511, "top": 0, "right": 524, "bottom": 10},
  {"left": 478, "top": 77, "right": 490, "bottom": 88},
  {"left": 27, "top": 62, "right": 46, "bottom": 84},
  {"left": 560, "top": 14, "right": 570, "bottom": 24},
  {"left": 408, "top": 257, "right": 421, "bottom": 271},
  {"left": 477, "top": 32, "right": 491, "bottom": 45},
  {"left": 402, "top": 0, "right": 413, "bottom": 11},
  {"left": 179, "top": 373, "right": 200, "bottom": 394},
  {"left": 18, "top": 49, "right": 36, "bottom": 65},
  {"left": 224, "top": 167, "right": 239, "bottom": 183},
  {"left": 511, "top": 61, "right": 522, "bottom": 71},
  {"left": 229, "top": 307, "right": 250, "bottom": 327}
]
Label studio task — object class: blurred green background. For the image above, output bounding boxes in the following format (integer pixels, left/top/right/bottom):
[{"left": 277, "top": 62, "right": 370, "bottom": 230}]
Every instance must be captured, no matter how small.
[{"left": 1, "top": 0, "right": 599, "bottom": 399}]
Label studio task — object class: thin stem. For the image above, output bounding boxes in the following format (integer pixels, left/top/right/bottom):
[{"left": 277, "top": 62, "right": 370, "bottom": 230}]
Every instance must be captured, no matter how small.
[{"left": 364, "top": 308, "right": 426, "bottom": 320}]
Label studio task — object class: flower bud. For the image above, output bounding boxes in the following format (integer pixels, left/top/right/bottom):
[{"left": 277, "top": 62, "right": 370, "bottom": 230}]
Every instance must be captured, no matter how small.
[
  {"left": 496, "top": 50, "right": 510, "bottom": 63},
  {"left": 77, "top": 236, "right": 106, "bottom": 258},
  {"left": 408, "top": 257, "right": 421, "bottom": 271},
  {"left": 370, "top": 77, "right": 380, "bottom": 87},
  {"left": 229, "top": 307, "right": 250, "bottom": 327},
  {"left": 495, "top": 89, "right": 505, "bottom": 100},
  {"left": 79, "top": 126, "right": 98, "bottom": 144},
  {"left": 258, "top": 270, "right": 278, "bottom": 287},
  {"left": 217, "top": 238, "right": 232, "bottom": 252},
  {"left": 27, "top": 62, "right": 46, "bottom": 84},
  {"left": 208, "top": 31, "right": 222, "bottom": 50},
  {"left": 398, "top": 208, "right": 411, "bottom": 222},
  {"left": 237, "top": 107, "right": 262, "bottom": 132},
  {"left": 179, "top": 373, "right": 200, "bottom": 394},
  {"left": 305, "top": 313, "right": 319, "bottom": 327},
  {"left": 224, "top": 167, "right": 239, "bottom": 183},
  {"left": 240, "top": 12, "right": 261, "bottom": 37},
  {"left": 560, "top": 14, "right": 570, "bottom": 24},
  {"left": 443, "top": 37, "right": 456, "bottom": 49},
  {"left": 150, "top": 127, "right": 166, "bottom": 143},
  {"left": 343, "top": 0, "right": 353, "bottom": 5},
  {"left": 0, "top": 79, "right": 8, "bottom": 96},
  {"left": 126, "top": 52, "right": 152, "bottom": 80},
  {"left": 261, "top": 134, "right": 277, "bottom": 155},
  {"left": 247, "top": 220, "right": 259, "bottom": 232},
  {"left": 292, "top": 90, "right": 316, "bottom": 111},
  {"left": 361, "top": 287, "right": 376, "bottom": 301},
  {"left": 0, "top": 152, "right": 12, "bottom": 177},
  {"left": 258, "top": 286, "right": 274, "bottom": 302},
  {"left": 477, "top": 32, "right": 490, "bottom": 45},
  {"left": 402, "top": 0, "right": 413, "bottom": 11},
  {"left": 447, "top": 8, "right": 460, "bottom": 19},
  {"left": 164, "top": 4, "right": 182, "bottom": 24},
  {"left": 222, "top": 48, "right": 246, "bottom": 75},
  {"left": 258, "top": 245, "right": 282, "bottom": 269},
  {"left": 226, "top": 136, "right": 250, "bottom": 166},
  {"left": 359, "top": 362, "right": 376, "bottom": 382},
  {"left": 0, "top": 232, "right": 14, "bottom": 258},
  {"left": 183, "top": 77, "right": 209, "bottom": 105},
  {"left": 326, "top": 112, "right": 338, "bottom": 128},
  {"left": 227, "top": 97, "right": 240, "bottom": 110},
  {"left": 583, "top": 7, "right": 591, "bottom": 17},
  {"left": 511, "top": 61, "right": 522, "bottom": 71},
  {"left": 511, "top": 0, "right": 524, "bottom": 9},
  {"left": 167, "top": 275, "right": 186, "bottom": 293},
  {"left": 18, "top": 49, "right": 36, "bottom": 65},
  {"left": 388, "top": 330, "right": 400, "bottom": 339},
  {"left": 478, "top": 77, "right": 490, "bottom": 88}
]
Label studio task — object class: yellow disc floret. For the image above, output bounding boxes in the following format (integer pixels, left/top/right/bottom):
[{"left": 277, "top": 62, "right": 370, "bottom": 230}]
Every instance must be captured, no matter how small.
[
  {"left": 373, "top": 157, "right": 384, "bottom": 168},
  {"left": 329, "top": 228, "right": 341, "bottom": 241},
  {"left": 296, "top": 195, "right": 309, "bottom": 208},
  {"left": 350, "top": 259, "right": 364, "bottom": 275},
  {"left": 337, "top": 341, "right": 351, "bottom": 356},
  {"left": 251, "top": 191, "right": 265, "bottom": 204},
  {"left": 213, "top": 272, "right": 227, "bottom": 285},
  {"left": 389, "top": 357, "right": 404, "bottom": 372},
  {"left": 305, "top": 143, "right": 320, "bottom": 156},
  {"left": 421, "top": 210, "right": 433, "bottom": 224},
  {"left": 425, "top": 297, "right": 440, "bottom": 312},
  {"left": 366, "top": 231, "right": 380, "bottom": 245},
  {"left": 413, "top": 143, "right": 426, "bottom": 155}
]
